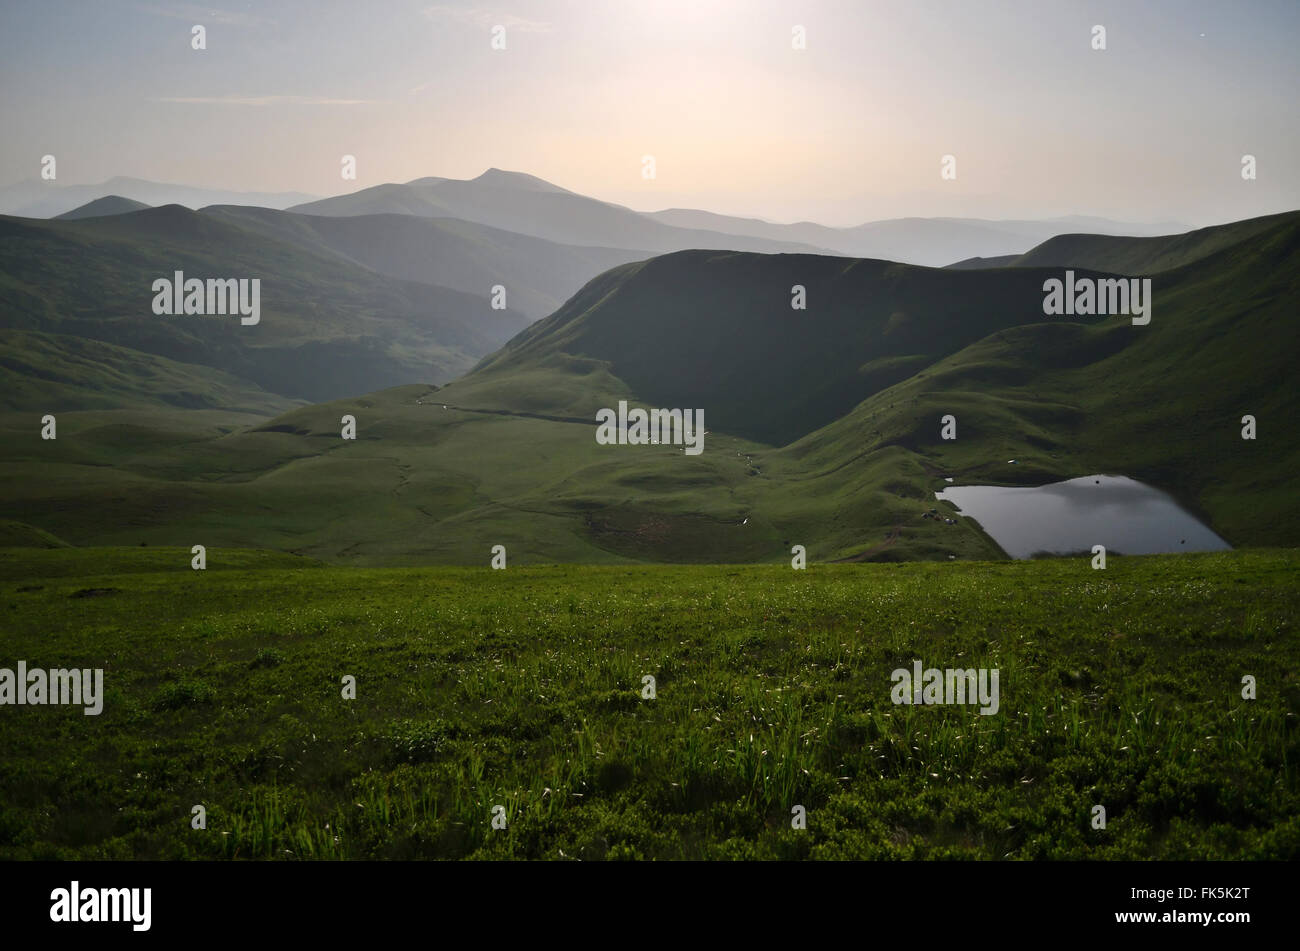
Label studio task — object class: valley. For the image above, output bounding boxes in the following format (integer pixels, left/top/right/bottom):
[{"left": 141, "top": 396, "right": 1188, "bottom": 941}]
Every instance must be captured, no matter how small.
[{"left": 1, "top": 208, "right": 1294, "bottom": 565}]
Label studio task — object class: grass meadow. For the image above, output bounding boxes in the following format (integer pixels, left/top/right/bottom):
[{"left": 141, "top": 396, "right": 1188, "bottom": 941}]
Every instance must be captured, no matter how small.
[{"left": 0, "top": 546, "right": 1295, "bottom": 860}]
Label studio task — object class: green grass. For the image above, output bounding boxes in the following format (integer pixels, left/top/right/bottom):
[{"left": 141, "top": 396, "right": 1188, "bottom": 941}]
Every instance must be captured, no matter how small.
[
  {"left": 0, "top": 329, "right": 297, "bottom": 414},
  {"left": 0, "top": 520, "right": 71, "bottom": 549},
  {"left": 0, "top": 546, "right": 1295, "bottom": 860}
]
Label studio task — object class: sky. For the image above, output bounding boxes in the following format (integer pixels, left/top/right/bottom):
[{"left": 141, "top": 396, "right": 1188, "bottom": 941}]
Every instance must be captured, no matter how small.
[{"left": 0, "top": 0, "right": 1297, "bottom": 227}]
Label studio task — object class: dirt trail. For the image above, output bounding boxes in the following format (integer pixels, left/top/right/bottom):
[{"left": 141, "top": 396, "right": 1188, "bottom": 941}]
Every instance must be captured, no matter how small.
[{"left": 435, "top": 403, "right": 592, "bottom": 426}]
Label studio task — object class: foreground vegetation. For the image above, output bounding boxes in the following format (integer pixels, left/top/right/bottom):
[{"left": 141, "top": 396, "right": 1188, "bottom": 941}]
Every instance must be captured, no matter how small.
[{"left": 0, "top": 546, "right": 1295, "bottom": 860}]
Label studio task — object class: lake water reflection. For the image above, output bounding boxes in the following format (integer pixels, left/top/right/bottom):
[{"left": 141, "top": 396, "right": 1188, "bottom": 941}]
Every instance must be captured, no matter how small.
[{"left": 935, "top": 474, "right": 1231, "bottom": 559}]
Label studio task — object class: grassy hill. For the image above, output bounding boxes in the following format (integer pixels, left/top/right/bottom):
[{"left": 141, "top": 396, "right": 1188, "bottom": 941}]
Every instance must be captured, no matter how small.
[
  {"left": 467, "top": 250, "right": 1119, "bottom": 446},
  {"left": 996, "top": 211, "right": 1296, "bottom": 274},
  {"left": 0, "top": 330, "right": 297, "bottom": 413},
  {"left": 0, "top": 205, "right": 530, "bottom": 406},
  {"left": 0, "top": 520, "right": 70, "bottom": 548}
]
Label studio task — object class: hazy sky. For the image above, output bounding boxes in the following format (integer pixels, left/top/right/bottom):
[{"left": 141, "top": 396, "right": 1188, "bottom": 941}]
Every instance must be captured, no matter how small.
[{"left": 1, "top": 0, "right": 1297, "bottom": 226}]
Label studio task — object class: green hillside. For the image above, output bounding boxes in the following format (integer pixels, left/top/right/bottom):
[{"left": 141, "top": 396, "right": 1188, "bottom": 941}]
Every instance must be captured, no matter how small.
[
  {"left": 469, "top": 251, "right": 1117, "bottom": 446},
  {"left": 779, "top": 213, "right": 1300, "bottom": 552},
  {"left": 1, "top": 213, "right": 1295, "bottom": 564},
  {"left": 0, "top": 206, "right": 530, "bottom": 405},
  {"left": 0, "top": 520, "right": 70, "bottom": 548},
  {"left": 1011, "top": 211, "right": 1297, "bottom": 274},
  {"left": 0, "top": 329, "right": 297, "bottom": 413}
]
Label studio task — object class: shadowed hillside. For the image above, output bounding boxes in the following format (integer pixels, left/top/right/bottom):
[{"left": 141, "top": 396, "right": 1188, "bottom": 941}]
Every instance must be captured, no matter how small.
[
  {"left": 470, "top": 251, "right": 1121, "bottom": 446},
  {"left": 0, "top": 205, "right": 530, "bottom": 405}
]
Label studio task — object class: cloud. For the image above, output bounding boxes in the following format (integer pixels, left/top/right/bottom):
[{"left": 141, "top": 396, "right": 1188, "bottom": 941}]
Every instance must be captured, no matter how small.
[
  {"left": 152, "top": 95, "right": 383, "bottom": 106},
  {"left": 423, "top": 4, "right": 552, "bottom": 33},
  {"left": 131, "top": 2, "right": 274, "bottom": 27}
]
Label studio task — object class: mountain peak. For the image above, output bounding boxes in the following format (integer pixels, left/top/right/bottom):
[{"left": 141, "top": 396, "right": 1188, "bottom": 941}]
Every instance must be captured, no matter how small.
[
  {"left": 470, "top": 168, "right": 569, "bottom": 193},
  {"left": 55, "top": 194, "right": 151, "bottom": 220}
]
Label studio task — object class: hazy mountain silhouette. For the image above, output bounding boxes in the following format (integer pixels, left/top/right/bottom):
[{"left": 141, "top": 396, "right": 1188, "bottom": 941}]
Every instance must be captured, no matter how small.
[
  {"left": 0, "top": 176, "right": 318, "bottom": 219},
  {"left": 202, "top": 205, "right": 650, "bottom": 319},
  {"left": 292, "top": 168, "right": 841, "bottom": 254},
  {"left": 294, "top": 168, "right": 1186, "bottom": 266},
  {"left": 649, "top": 209, "right": 1188, "bottom": 266},
  {"left": 6, "top": 168, "right": 1192, "bottom": 268},
  {"left": 55, "top": 195, "right": 151, "bottom": 220}
]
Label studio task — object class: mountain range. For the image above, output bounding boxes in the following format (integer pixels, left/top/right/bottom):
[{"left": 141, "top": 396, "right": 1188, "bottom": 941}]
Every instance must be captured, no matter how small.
[
  {"left": 0, "top": 176, "right": 317, "bottom": 219},
  {"left": 1, "top": 168, "right": 1294, "bottom": 564},
  {"left": 4, "top": 168, "right": 1186, "bottom": 266}
]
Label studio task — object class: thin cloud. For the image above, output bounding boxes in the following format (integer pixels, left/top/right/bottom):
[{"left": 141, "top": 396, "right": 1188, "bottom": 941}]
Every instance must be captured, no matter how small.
[
  {"left": 423, "top": 5, "right": 552, "bottom": 33},
  {"left": 131, "top": 2, "right": 274, "bottom": 27},
  {"left": 152, "top": 95, "right": 383, "bottom": 106}
]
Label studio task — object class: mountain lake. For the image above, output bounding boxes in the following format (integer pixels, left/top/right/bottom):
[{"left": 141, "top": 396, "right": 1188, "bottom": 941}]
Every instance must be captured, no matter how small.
[{"left": 936, "top": 474, "right": 1231, "bottom": 559}]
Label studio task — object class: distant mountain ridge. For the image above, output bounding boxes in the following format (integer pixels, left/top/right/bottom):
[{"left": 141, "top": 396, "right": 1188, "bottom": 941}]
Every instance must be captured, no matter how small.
[
  {"left": 4, "top": 167, "right": 1194, "bottom": 268},
  {"left": 647, "top": 209, "right": 1188, "bottom": 266},
  {"left": 0, "top": 176, "right": 318, "bottom": 219},
  {"left": 291, "top": 168, "right": 835, "bottom": 255},
  {"left": 55, "top": 195, "right": 151, "bottom": 220},
  {"left": 291, "top": 168, "right": 1187, "bottom": 265}
]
